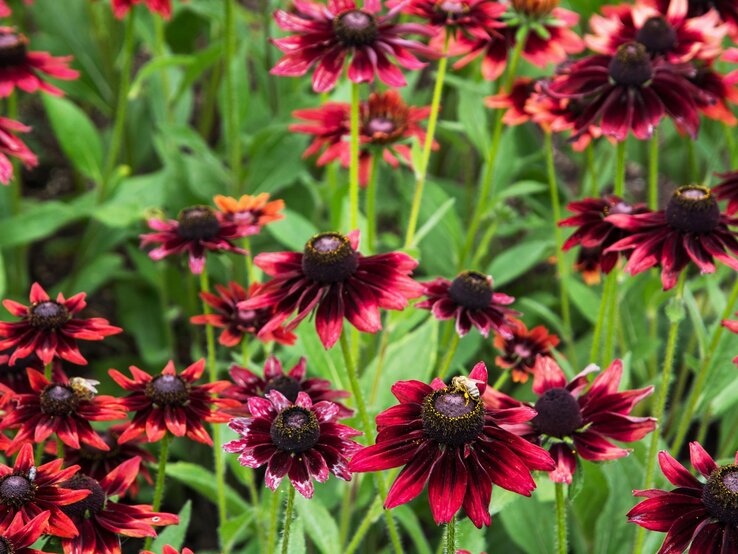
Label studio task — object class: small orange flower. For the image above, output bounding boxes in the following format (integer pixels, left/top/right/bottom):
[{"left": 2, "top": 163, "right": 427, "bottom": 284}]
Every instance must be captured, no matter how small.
[
  {"left": 213, "top": 193, "right": 285, "bottom": 235},
  {"left": 511, "top": 0, "right": 559, "bottom": 17}
]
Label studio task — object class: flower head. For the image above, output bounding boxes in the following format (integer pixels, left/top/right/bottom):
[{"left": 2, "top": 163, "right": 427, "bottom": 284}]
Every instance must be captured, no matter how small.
[
  {"left": 525, "top": 87, "right": 603, "bottom": 151},
  {"left": 140, "top": 205, "right": 248, "bottom": 274},
  {"left": 271, "top": 0, "right": 438, "bottom": 93},
  {"left": 715, "top": 170, "right": 738, "bottom": 215},
  {"left": 109, "top": 359, "right": 238, "bottom": 446},
  {"left": 213, "top": 193, "right": 285, "bottom": 236},
  {"left": 628, "top": 442, "right": 738, "bottom": 554},
  {"left": 112, "top": 0, "right": 172, "bottom": 18},
  {"left": 224, "top": 390, "right": 362, "bottom": 498},
  {"left": 416, "top": 271, "right": 518, "bottom": 338},
  {"left": 484, "top": 358, "right": 656, "bottom": 484},
  {"left": 0, "top": 118, "right": 37, "bottom": 185},
  {"left": 687, "top": 63, "right": 738, "bottom": 126},
  {"left": 485, "top": 78, "right": 537, "bottom": 126},
  {"left": 493, "top": 319, "right": 559, "bottom": 383},
  {"left": 350, "top": 362, "right": 555, "bottom": 527},
  {"left": 0, "top": 511, "right": 53, "bottom": 554},
  {"left": 240, "top": 230, "right": 422, "bottom": 349},
  {"left": 389, "top": 0, "right": 506, "bottom": 33},
  {"left": 645, "top": 0, "right": 738, "bottom": 39},
  {"left": 0, "top": 283, "right": 122, "bottom": 366}
]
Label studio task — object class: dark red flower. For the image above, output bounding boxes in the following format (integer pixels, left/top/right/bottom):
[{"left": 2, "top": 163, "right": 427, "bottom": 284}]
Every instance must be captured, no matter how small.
[
  {"left": 606, "top": 185, "right": 738, "bottom": 290},
  {"left": 0, "top": 118, "right": 37, "bottom": 185},
  {"left": 525, "top": 87, "right": 603, "bottom": 151},
  {"left": 213, "top": 193, "right": 285, "bottom": 236},
  {"left": 350, "top": 362, "right": 555, "bottom": 527},
  {"left": 559, "top": 196, "right": 650, "bottom": 278},
  {"left": 224, "top": 390, "right": 362, "bottom": 498},
  {"left": 0, "top": 283, "right": 122, "bottom": 366},
  {"left": 572, "top": 247, "right": 608, "bottom": 285},
  {"left": 0, "top": 368, "right": 126, "bottom": 455},
  {"left": 240, "top": 230, "right": 423, "bottom": 349},
  {"left": 645, "top": 0, "right": 738, "bottom": 40},
  {"left": 141, "top": 205, "right": 248, "bottom": 275},
  {"left": 628, "top": 442, "right": 738, "bottom": 553},
  {"left": 485, "top": 77, "right": 537, "bottom": 126},
  {"left": 484, "top": 357, "right": 656, "bottom": 484},
  {"left": 388, "top": 0, "right": 506, "bottom": 34},
  {"left": 0, "top": 352, "right": 50, "bottom": 395},
  {"left": 687, "top": 63, "right": 738, "bottom": 126},
  {"left": 270, "top": 0, "right": 438, "bottom": 93},
  {"left": 109, "top": 359, "right": 237, "bottom": 446},
  {"left": 223, "top": 355, "right": 353, "bottom": 419},
  {"left": 142, "top": 547, "right": 195, "bottom": 554},
  {"left": 0, "top": 27, "right": 78, "bottom": 97},
  {"left": 0, "top": 443, "right": 90, "bottom": 538},
  {"left": 493, "top": 319, "right": 559, "bottom": 384},
  {"left": 111, "top": 0, "right": 172, "bottom": 18},
  {"left": 416, "top": 271, "right": 518, "bottom": 338},
  {"left": 59, "top": 457, "right": 178, "bottom": 554},
  {"left": 190, "top": 282, "right": 296, "bottom": 347},
  {"left": 0, "top": 510, "right": 53, "bottom": 554},
  {"left": 715, "top": 170, "right": 738, "bottom": 215}
]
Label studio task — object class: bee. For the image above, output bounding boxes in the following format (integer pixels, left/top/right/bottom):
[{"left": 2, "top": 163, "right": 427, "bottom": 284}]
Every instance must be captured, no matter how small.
[
  {"left": 69, "top": 377, "right": 100, "bottom": 401},
  {"left": 451, "top": 376, "right": 480, "bottom": 404},
  {"left": 28, "top": 466, "right": 37, "bottom": 481}
]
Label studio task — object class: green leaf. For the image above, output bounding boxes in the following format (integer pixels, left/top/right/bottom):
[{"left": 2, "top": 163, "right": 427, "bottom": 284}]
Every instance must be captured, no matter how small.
[
  {"left": 266, "top": 209, "right": 319, "bottom": 251},
  {"left": 487, "top": 240, "right": 552, "bottom": 287},
  {"left": 393, "top": 505, "right": 433, "bottom": 554},
  {"left": 495, "top": 180, "right": 547, "bottom": 200},
  {"left": 129, "top": 54, "right": 195, "bottom": 99},
  {"left": 166, "top": 462, "right": 251, "bottom": 513},
  {"left": 220, "top": 510, "right": 256, "bottom": 552},
  {"left": 295, "top": 495, "right": 340, "bottom": 554},
  {"left": 0, "top": 201, "right": 82, "bottom": 248},
  {"left": 500, "top": 495, "right": 555, "bottom": 554},
  {"left": 151, "top": 500, "right": 192, "bottom": 552},
  {"left": 568, "top": 278, "right": 601, "bottom": 324},
  {"left": 276, "top": 515, "right": 306, "bottom": 554}
]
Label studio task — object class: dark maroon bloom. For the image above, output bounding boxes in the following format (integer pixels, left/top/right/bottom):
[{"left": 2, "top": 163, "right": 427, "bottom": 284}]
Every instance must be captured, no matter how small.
[
  {"left": 715, "top": 170, "right": 738, "bottom": 216},
  {"left": 223, "top": 355, "right": 353, "bottom": 419},
  {"left": 628, "top": 442, "right": 738, "bottom": 553},
  {"left": 388, "top": 0, "right": 506, "bottom": 33},
  {"left": 606, "top": 185, "right": 738, "bottom": 290},
  {"left": 0, "top": 283, "right": 122, "bottom": 366},
  {"left": 493, "top": 319, "right": 560, "bottom": 384},
  {"left": 59, "top": 457, "right": 178, "bottom": 554},
  {"left": 191, "top": 281, "right": 296, "bottom": 347},
  {"left": 416, "top": 271, "right": 518, "bottom": 338},
  {"left": 485, "top": 78, "right": 537, "bottom": 126},
  {"left": 0, "top": 511, "right": 53, "bottom": 554},
  {"left": 112, "top": 0, "right": 172, "bottom": 19},
  {"left": 224, "top": 390, "right": 362, "bottom": 498},
  {"left": 270, "top": 0, "right": 438, "bottom": 93},
  {"left": 484, "top": 357, "right": 656, "bottom": 484},
  {"left": 0, "top": 352, "right": 46, "bottom": 395},
  {"left": 350, "top": 363, "right": 555, "bottom": 527},
  {"left": 140, "top": 205, "right": 248, "bottom": 275},
  {"left": 559, "top": 196, "right": 650, "bottom": 278},
  {"left": 687, "top": 63, "right": 738, "bottom": 126},
  {"left": 526, "top": 87, "right": 603, "bottom": 151},
  {"left": 240, "top": 230, "right": 423, "bottom": 349},
  {"left": 0, "top": 117, "right": 37, "bottom": 185},
  {"left": 645, "top": 0, "right": 738, "bottom": 40}
]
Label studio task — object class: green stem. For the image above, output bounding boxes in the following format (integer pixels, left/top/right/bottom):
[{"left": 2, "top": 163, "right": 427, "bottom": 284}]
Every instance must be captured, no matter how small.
[
  {"left": 648, "top": 129, "right": 659, "bottom": 209},
  {"left": 404, "top": 32, "right": 450, "bottom": 248},
  {"left": 436, "top": 333, "right": 460, "bottom": 380},
  {"left": 492, "top": 371, "right": 509, "bottom": 391},
  {"left": 267, "top": 486, "right": 283, "bottom": 554},
  {"left": 724, "top": 123, "right": 738, "bottom": 167},
  {"left": 349, "top": 83, "right": 361, "bottom": 230},
  {"left": 143, "top": 434, "right": 171, "bottom": 550},
  {"left": 614, "top": 140, "right": 626, "bottom": 197},
  {"left": 344, "top": 495, "right": 380, "bottom": 554},
  {"left": 280, "top": 486, "right": 296, "bottom": 554},
  {"left": 590, "top": 272, "right": 614, "bottom": 365},
  {"left": 686, "top": 138, "right": 697, "bottom": 183},
  {"left": 603, "top": 271, "right": 619, "bottom": 366},
  {"left": 224, "top": 0, "right": 242, "bottom": 192},
  {"left": 153, "top": 16, "right": 171, "bottom": 122},
  {"left": 365, "top": 153, "right": 379, "bottom": 252},
  {"left": 555, "top": 483, "right": 567, "bottom": 554},
  {"left": 444, "top": 516, "right": 455, "bottom": 554},
  {"left": 587, "top": 142, "right": 598, "bottom": 197},
  {"left": 369, "top": 324, "right": 391, "bottom": 404}
]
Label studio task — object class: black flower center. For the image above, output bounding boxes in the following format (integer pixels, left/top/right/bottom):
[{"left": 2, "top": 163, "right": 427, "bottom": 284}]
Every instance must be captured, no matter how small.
[
  {"left": 703, "top": 464, "right": 738, "bottom": 525},
  {"left": 60, "top": 475, "right": 106, "bottom": 520},
  {"left": 686, "top": 0, "right": 712, "bottom": 16},
  {"left": 665, "top": 185, "right": 720, "bottom": 234},
  {"left": 176, "top": 206, "right": 221, "bottom": 240},
  {"left": 448, "top": 271, "right": 493, "bottom": 310},
  {"left": 0, "top": 538, "right": 13, "bottom": 554},
  {"left": 237, "top": 307, "right": 270, "bottom": 330},
  {"left": 422, "top": 387, "right": 485, "bottom": 446},
  {"left": 0, "top": 32, "right": 27, "bottom": 68},
  {"left": 334, "top": 10, "right": 378, "bottom": 47},
  {"left": 29, "top": 301, "right": 69, "bottom": 329},
  {"left": 78, "top": 432, "right": 119, "bottom": 461},
  {"left": 264, "top": 376, "right": 302, "bottom": 403},
  {"left": 636, "top": 16, "right": 677, "bottom": 54},
  {"left": 270, "top": 407, "right": 320, "bottom": 453},
  {"left": 40, "top": 384, "right": 80, "bottom": 416},
  {"left": 609, "top": 42, "right": 653, "bottom": 87},
  {"left": 145, "top": 375, "right": 190, "bottom": 407},
  {"left": 301, "top": 232, "right": 359, "bottom": 284},
  {"left": 532, "top": 387, "right": 583, "bottom": 438},
  {"left": 0, "top": 474, "right": 36, "bottom": 508}
]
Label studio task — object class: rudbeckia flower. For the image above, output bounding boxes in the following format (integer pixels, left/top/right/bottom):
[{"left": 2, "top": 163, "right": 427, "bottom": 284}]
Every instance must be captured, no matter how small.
[
  {"left": 213, "top": 193, "right": 285, "bottom": 236},
  {"left": 0, "top": 511, "right": 53, "bottom": 554},
  {"left": 0, "top": 118, "right": 37, "bottom": 185},
  {"left": 493, "top": 319, "right": 560, "bottom": 384},
  {"left": 112, "top": 0, "right": 172, "bottom": 19}
]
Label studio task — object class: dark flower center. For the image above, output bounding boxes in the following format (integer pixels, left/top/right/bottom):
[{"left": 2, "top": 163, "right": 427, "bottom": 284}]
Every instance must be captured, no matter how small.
[
  {"left": 237, "top": 307, "right": 270, "bottom": 330},
  {"left": 422, "top": 387, "right": 485, "bottom": 446},
  {"left": 448, "top": 271, "right": 493, "bottom": 310},
  {"left": 665, "top": 185, "right": 720, "bottom": 234},
  {"left": 686, "top": 0, "right": 712, "bottom": 16},
  {"left": 702, "top": 464, "right": 738, "bottom": 525},
  {"left": 60, "top": 475, "right": 106, "bottom": 520},
  {"left": 264, "top": 376, "right": 302, "bottom": 403},
  {"left": 436, "top": 0, "right": 470, "bottom": 15},
  {"left": 0, "top": 32, "right": 27, "bottom": 68},
  {"left": 365, "top": 117, "right": 396, "bottom": 137},
  {"left": 511, "top": 0, "right": 559, "bottom": 16},
  {"left": 145, "top": 374, "right": 190, "bottom": 407},
  {"left": 301, "top": 232, "right": 359, "bottom": 284},
  {"left": 604, "top": 200, "right": 634, "bottom": 216},
  {"left": 334, "top": 10, "right": 378, "bottom": 47},
  {"left": 636, "top": 16, "right": 677, "bottom": 55},
  {"left": 0, "top": 538, "right": 13, "bottom": 554},
  {"left": 609, "top": 42, "right": 653, "bottom": 87},
  {"left": 532, "top": 387, "right": 583, "bottom": 438},
  {"left": 40, "top": 384, "right": 80, "bottom": 416},
  {"left": 0, "top": 474, "right": 36, "bottom": 508},
  {"left": 29, "top": 301, "right": 69, "bottom": 330},
  {"left": 176, "top": 206, "right": 221, "bottom": 240},
  {"left": 78, "top": 432, "right": 120, "bottom": 461},
  {"left": 270, "top": 407, "right": 320, "bottom": 453}
]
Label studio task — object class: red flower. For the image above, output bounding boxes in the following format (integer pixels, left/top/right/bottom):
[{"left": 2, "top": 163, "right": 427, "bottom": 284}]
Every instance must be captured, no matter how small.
[
  {"left": 142, "top": 547, "right": 195, "bottom": 554},
  {"left": 687, "top": 63, "right": 738, "bottom": 126},
  {"left": 606, "top": 185, "right": 738, "bottom": 290},
  {"left": 0, "top": 511, "right": 53, "bottom": 554},
  {"left": 223, "top": 355, "right": 353, "bottom": 419},
  {"left": 715, "top": 170, "right": 738, "bottom": 215},
  {"left": 190, "top": 282, "right": 296, "bottom": 347},
  {"left": 109, "top": 359, "right": 237, "bottom": 446},
  {"left": 628, "top": 442, "right": 738, "bottom": 553},
  {"left": 493, "top": 319, "right": 559, "bottom": 384},
  {"left": 645, "top": 0, "right": 738, "bottom": 40},
  {"left": 484, "top": 357, "right": 656, "bottom": 484},
  {"left": 224, "top": 390, "right": 362, "bottom": 498},
  {"left": 586, "top": 1, "right": 726, "bottom": 64},
  {"left": 290, "top": 90, "right": 434, "bottom": 186},
  {"left": 59, "top": 457, "right": 178, "bottom": 554},
  {"left": 525, "top": 87, "right": 603, "bottom": 151},
  {"left": 350, "top": 362, "right": 555, "bottom": 527},
  {"left": 111, "top": 0, "right": 172, "bottom": 18},
  {"left": 0, "top": 443, "right": 90, "bottom": 538},
  {"left": 0, "top": 27, "right": 78, "bottom": 97},
  {"left": 388, "top": 0, "right": 506, "bottom": 34},
  {"left": 240, "top": 230, "right": 422, "bottom": 349},
  {"left": 0, "top": 282, "right": 122, "bottom": 366},
  {"left": 416, "top": 271, "right": 518, "bottom": 338},
  {"left": 485, "top": 78, "right": 537, "bottom": 126},
  {"left": 0, "top": 118, "right": 37, "bottom": 185},
  {"left": 0, "top": 352, "right": 51, "bottom": 395},
  {"left": 213, "top": 193, "right": 285, "bottom": 236},
  {"left": 140, "top": 205, "right": 248, "bottom": 275}
]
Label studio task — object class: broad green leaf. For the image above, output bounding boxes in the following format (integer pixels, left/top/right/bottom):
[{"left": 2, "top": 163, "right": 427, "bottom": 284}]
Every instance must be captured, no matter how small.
[
  {"left": 500, "top": 495, "right": 555, "bottom": 554},
  {"left": 0, "top": 201, "right": 82, "bottom": 248},
  {"left": 220, "top": 510, "right": 256, "bottom": 552},
  {"left": 166, "top": 462, "right": 250, "bottom": 513},
  {"left": 129, "top": 55, "right": 194, "bottom": 99},
  {"left": 266, "top": 209, "right": 319, "bottom": 251},
  {"left": 393, "top": 505, "right": 433, "bottom": 554},
  {"left": 487, "top": 240, "right": 552, "bottom": 287},
  {"left": 295, "top": 495, "right": 340, "bottom": 554},
  {"left": 568, "top": 278, "right": 601, "bottom": 324},
  {"left": 276, "top": 515, "right": 306, "bottom": 554},
  {"left": 151, "top": 500, "right": 192, "bottom": 552}
]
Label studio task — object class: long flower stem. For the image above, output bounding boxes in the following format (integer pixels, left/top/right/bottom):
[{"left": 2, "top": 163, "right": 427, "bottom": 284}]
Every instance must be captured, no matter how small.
[
  {"left": 365, "top": 154, "right": 379, "bottom": 252},
  {"left": 344, "top": 495, "right": 380, "bottom": 554},
  {"left": 587, "top": 143, "right": 598, "bottom": 197},
  {"left": 614, "top": 140, "right": 626, "bottom": 197},
  {"left": 224, "top": 0, "right": 242, "bottom": 192},
  {"left": 436, "top": 333, "right": 460, "bottom": 380},
  {"left": 555, "top": 483, "right": 567, "bottom": 554},
  {"left": 492, "top": 370, "right": 509, "bottom": 390},
  {"left": 267, "top": 486, "right": 283, "bottom": 554},
  {"left": 648, "top": 129, "right": 659, "bottom": 209},
  {"left": 153, "top": 16, "right": 171, "bottom": 122},
  {"left": 590, "top": 272, "right": 615, "bottom": 365},
  {"left": 404, "top": 32, "right": 450, "bottom": 248},
  {"left": 280, "top": 486, "right": 296, "bottom": 554},
  {"left": 143, "top": 434, "right": 171, "bottom": 550},
  {"left": 444, "top": 516, "right": 455, "bottom": 554},
  {"left": 350, "top": 83, "right": 361, "bottom": 230}
]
